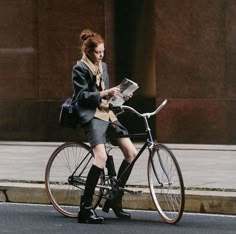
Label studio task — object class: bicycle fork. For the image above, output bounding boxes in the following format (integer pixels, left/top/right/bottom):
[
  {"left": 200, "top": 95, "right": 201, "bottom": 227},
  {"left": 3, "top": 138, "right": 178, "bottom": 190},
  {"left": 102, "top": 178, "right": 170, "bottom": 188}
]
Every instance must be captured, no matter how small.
[{"left": 149, "top": 145, "right": 172, "bottom": 187}]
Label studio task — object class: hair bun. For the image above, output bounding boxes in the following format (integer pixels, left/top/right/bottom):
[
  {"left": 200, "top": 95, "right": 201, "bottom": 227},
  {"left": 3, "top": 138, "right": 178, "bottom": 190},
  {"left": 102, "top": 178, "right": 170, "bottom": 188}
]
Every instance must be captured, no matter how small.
[{"left": 80, "top": 29, "right": 95, "bottom": 42}]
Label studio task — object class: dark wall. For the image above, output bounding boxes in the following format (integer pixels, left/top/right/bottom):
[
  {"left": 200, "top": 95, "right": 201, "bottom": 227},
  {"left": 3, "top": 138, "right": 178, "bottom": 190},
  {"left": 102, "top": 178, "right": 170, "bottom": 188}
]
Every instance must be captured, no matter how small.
[
  {"left": 0, "top": 0, "right": 236, "bottom": 144},
  {"left": 114, "top": 0, "right": 157, "bottom": 137},
  {"left": 115, "top": 0, "right": 236, "bottom": 144},
  {"left": 0, "top": 0, "right": 114, "bottom": 141},
  {"left": 155, "top": 0, "right": 236, "bottom": 144}
]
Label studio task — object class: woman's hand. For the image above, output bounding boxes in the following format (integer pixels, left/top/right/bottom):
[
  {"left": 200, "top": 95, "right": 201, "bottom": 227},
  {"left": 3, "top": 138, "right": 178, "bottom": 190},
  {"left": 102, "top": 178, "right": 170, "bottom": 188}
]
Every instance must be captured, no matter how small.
[
  {"left": 123, "top": 93, "right": 133, "bottom": 101},
  {"left": 100, "top": 86, "right": 120, "bottom": 98},
  {"left": 107, "top": 86, "right": 120, "bottom": 97}
]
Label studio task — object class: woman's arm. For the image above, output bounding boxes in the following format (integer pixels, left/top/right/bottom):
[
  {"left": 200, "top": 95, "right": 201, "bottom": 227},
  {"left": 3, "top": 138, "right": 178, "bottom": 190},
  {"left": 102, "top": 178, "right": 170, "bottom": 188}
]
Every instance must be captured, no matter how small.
[{"left": 72, "top": 64, "right": 100, "bottom": 108}]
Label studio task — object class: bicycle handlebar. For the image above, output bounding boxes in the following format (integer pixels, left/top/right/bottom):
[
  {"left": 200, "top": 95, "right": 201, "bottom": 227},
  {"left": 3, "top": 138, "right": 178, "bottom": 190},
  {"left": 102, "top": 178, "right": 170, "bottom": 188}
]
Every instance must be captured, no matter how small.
[{"left": 120, "top": 99, "right": 168, "bottom": 119}]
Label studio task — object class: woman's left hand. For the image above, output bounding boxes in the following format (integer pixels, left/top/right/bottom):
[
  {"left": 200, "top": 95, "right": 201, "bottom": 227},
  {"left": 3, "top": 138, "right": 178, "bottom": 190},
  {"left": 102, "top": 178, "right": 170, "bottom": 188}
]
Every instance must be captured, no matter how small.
[{"left": 123, "top": 93, "right": 133, "bottom": 101}]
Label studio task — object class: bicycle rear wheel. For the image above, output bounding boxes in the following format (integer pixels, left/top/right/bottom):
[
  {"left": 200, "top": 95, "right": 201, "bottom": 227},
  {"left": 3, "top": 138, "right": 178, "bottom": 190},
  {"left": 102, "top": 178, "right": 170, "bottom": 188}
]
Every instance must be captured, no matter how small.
[
  {"left": 147, "top": 143, "right": 185, "bottom": 224},
  {"left": 45, "top": 142, "right": 103, "bottom": 218}
]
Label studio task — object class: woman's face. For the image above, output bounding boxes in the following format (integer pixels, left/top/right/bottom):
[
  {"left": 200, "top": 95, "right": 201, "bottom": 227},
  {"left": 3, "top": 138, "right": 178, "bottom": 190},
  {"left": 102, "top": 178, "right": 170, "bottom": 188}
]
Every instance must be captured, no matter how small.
[{"left": 89, "top": 43, "right": 105, "bottom": 64}]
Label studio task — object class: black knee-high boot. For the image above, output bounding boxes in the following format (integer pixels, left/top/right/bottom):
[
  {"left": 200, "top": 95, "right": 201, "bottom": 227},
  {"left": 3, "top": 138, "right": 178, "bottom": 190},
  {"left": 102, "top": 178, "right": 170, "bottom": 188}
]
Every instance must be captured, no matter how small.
[
  {"left": 103, "top": 160, "right": 133, "bottom": 219},
  {"left": 78, "top": 165, "right": 104, "bottom": 224},
  {"left": 106, "top": 155, "right": 116, "bottom": 177}
]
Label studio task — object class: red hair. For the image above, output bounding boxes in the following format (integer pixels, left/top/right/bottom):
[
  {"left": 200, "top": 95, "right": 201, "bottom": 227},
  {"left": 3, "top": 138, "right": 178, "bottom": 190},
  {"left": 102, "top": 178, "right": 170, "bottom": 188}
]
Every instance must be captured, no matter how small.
[{"left": 80, "top": 29, "right": 104, "bottom": 55}]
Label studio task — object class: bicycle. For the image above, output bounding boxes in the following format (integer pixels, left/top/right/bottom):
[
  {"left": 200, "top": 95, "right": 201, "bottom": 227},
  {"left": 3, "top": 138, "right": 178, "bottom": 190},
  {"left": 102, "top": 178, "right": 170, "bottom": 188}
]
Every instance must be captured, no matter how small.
[{"left": 45, "top": 99, "right": 185, "bottom": 224}]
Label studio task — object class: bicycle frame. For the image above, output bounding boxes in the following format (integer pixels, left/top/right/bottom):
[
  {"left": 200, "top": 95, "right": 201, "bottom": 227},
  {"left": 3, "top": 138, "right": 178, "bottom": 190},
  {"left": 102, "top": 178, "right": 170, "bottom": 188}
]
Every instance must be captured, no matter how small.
[{"left": 70, "top": 99, "right": 168, "bottom": 196}]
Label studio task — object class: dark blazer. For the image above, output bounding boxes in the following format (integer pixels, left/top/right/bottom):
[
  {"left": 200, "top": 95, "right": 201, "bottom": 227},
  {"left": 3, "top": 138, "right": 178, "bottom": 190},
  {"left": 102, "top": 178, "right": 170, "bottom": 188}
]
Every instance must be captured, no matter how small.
[{"left": 72, "top": 61, "right": 109, "bottom": 124}]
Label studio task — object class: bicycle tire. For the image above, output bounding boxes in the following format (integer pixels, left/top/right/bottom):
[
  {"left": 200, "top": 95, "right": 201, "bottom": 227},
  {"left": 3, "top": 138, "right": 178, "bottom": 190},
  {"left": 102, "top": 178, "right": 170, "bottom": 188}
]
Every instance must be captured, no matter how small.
[
  {"left": 45, "top": 142, "right": 103, "bottom": 218},
  {"left": 147, "top": 143, "right": 185, "bottom": 224}
]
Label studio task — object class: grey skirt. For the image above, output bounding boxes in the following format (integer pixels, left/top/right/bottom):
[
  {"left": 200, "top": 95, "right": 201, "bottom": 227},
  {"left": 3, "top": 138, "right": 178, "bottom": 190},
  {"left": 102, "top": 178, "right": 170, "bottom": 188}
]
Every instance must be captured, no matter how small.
[{"left": 83, "top": 118, "right": 129, "bottom": 147}]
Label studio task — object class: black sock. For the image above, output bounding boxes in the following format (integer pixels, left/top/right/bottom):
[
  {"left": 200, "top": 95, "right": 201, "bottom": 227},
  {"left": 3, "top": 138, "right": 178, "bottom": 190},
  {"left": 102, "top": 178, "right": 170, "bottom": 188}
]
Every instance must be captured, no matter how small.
[{"left": 117, "top": 160, "right": 133, "bottom": 188}]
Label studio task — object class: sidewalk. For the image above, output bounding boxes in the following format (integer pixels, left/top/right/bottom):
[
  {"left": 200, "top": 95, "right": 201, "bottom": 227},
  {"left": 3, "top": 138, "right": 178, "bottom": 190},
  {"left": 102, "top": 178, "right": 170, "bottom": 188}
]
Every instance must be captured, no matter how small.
[{"left": 0, "top": 141, "right": 236, "bottom": 215}]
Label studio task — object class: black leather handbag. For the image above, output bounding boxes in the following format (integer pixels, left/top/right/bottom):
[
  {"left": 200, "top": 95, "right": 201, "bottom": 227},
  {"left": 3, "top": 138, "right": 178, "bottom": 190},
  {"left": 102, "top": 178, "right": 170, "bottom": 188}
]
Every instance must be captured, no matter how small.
[{"left": 59, "top": 98, "right": 78, "bottom": 128}]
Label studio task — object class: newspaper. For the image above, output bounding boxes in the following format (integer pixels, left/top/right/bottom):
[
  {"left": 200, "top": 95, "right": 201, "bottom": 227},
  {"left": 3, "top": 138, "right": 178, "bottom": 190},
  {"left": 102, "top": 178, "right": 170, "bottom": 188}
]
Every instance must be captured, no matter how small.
[{"left": 108, "top": 78, "right": 139, "bottom": 106}]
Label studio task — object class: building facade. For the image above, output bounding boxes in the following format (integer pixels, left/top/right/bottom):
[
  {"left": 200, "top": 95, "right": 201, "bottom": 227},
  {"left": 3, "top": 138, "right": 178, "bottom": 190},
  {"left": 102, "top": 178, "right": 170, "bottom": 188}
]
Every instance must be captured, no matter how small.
[{"left": 0, "top": 0, "right": 235, "bottom": 144}]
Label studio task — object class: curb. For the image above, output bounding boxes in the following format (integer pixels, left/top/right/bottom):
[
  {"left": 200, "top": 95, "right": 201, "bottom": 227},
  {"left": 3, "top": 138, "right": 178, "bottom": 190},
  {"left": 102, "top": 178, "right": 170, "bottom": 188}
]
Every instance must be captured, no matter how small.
[{"left": 0, "top": 183, "right": 236, "bottom": 215}]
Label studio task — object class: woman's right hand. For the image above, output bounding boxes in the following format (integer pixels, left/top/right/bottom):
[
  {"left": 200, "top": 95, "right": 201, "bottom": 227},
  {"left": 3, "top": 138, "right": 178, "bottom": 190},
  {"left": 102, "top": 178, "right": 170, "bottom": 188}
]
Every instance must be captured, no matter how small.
[
  {"left": 107, "top": 86, "right": 120, "bottom": 97},
  {"left": 100, "top": 86, "right": 120, "bottom": 98}
]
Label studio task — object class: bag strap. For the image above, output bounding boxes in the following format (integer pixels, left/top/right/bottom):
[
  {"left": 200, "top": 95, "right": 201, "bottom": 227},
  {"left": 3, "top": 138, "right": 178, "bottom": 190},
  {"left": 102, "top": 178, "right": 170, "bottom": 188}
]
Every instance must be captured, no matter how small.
[{"left": 71, "top": 91, "right": 80, "bottom": 104}]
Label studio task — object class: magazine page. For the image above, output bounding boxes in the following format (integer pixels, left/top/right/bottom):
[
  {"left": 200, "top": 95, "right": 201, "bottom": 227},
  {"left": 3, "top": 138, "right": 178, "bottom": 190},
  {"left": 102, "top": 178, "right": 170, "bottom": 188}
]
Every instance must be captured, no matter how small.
[{"left": 108, "top": 78, "right": 139, "bottom": 106}]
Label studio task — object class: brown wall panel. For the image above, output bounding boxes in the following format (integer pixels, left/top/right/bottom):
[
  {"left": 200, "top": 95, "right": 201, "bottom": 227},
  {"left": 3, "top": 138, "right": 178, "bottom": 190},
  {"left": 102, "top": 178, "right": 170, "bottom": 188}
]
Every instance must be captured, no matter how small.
[
  {"left": 0, "top": 100, "right": 85, "bottom": 141},
  {"left": 0, "top": 100, "right": 38, "bottom": 139},
  {"left": 156, "top": 99, "right": 234, "bottom": 144},
  {"left": 155, "top": 0, "right": 226, "bottom": 99},
  {"left": 0, "top": 0, "right": 35, "bottom": 47},
  {"left": 37, "top": 0, "right": 106, "bottom": 99},
  {"left": 0, "top": 0, "right": 36, "bottom": 100},
  {"left": 225, "top": 0, "right": 236, "bottom": 98},
  {"left": 155, "top": 0, "right": 236, "bottom": 144},
  {"left": 0, "top": 0, "right": 115, "bottom": 141},
  {"left": 0, "top": 51, "right": 36, "bottom": 99}
]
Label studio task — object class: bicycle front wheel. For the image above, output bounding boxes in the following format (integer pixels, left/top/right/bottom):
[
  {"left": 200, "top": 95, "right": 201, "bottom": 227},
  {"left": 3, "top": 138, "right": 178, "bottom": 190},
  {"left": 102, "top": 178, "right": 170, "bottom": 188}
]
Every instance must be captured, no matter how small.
[
  {"left": 45, "top": 142, "right": 102, "bottom": 218},
  {"left": 147, "top": 143, "right": 185, "bottom": 224}
]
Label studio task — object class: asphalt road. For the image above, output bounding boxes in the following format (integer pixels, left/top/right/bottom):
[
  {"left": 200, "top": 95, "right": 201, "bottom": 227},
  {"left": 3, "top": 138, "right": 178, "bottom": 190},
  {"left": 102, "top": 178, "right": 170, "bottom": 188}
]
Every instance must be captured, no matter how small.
[{"left": 0, "top": 203, "right": 235, "bottom": 234}]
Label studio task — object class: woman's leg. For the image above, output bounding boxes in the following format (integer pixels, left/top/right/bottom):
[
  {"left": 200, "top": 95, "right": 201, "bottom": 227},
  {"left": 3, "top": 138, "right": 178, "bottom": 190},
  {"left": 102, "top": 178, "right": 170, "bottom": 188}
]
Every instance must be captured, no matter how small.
[
  {"left": 103, "top": 137, "right": 137, "bottom": 219},
  {"left": 117, "top": 137, "right": 137, "bottom": 163},
  {"left": 78, "top": 144, "right": 107, "bottom": 224},
  {"left": 92, "top": 144, "right": 108, "bottom": 168}
]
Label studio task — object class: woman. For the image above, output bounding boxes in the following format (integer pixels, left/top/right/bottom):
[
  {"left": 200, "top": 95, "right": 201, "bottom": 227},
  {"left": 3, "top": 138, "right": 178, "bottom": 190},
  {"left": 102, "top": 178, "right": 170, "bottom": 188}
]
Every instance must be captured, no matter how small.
[{"left": 72, "top": 29, "right": 137, "bottom": 224}]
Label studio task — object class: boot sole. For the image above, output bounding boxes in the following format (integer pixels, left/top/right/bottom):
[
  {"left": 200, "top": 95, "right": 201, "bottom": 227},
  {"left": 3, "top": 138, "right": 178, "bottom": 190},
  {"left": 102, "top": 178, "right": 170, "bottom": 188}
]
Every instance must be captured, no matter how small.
[{"left": 78, "top": 218, "right": 104, "bottom": 224}]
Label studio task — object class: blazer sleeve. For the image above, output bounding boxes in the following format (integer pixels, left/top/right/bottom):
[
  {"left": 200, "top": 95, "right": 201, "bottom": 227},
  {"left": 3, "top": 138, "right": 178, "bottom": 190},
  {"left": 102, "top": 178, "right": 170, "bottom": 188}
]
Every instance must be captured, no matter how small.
[{"left": 72, "top": 63, "right": 101, "bottom": 109}]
